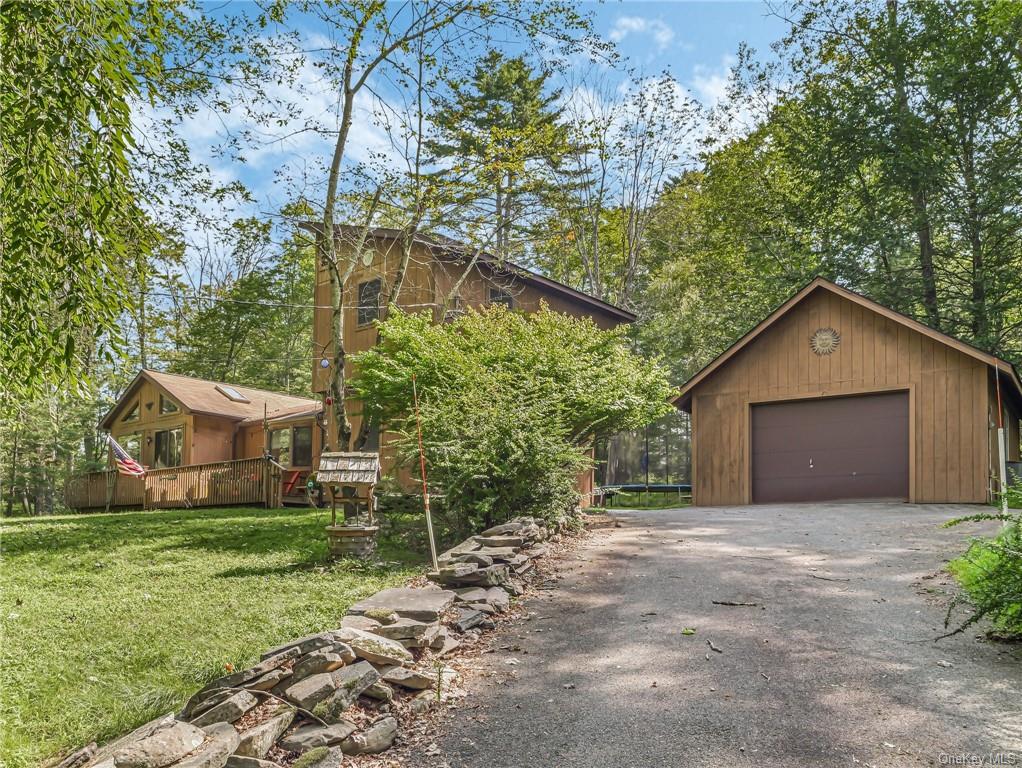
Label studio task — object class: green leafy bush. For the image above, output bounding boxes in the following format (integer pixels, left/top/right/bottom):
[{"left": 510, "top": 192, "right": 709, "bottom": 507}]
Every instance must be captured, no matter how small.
[
  {"left": 944, "top": 485, "right": 1022, "bottom": 639},
  {"left": 352, "top": 305, "right": 673, "bottom": 535}
]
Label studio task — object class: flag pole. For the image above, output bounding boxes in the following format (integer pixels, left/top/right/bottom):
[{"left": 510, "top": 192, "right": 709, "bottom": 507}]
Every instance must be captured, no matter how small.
[{"left": 412, "top": 375, "right": 439, "bottom": 572}]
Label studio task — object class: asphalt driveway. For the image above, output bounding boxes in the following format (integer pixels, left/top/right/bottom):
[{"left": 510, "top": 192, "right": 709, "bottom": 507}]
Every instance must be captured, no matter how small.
[{"left": 415, "top": 503, "right": 1021, "bottom": 768}]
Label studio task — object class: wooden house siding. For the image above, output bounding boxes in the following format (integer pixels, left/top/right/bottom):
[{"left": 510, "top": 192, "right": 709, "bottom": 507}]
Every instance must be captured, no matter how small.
[
  {"left": 107, "top": 378, "right": 194, "bottom": 467},
  {"left": 687, "top": 287, "right": 1000, "bottom": 506},
  {"left": 311, "top": 233, "right": 632, "bottom": 503},
  {"left": 102, "top": 370, "right": 321, "bottom": 472},
  {"left": 236, "top": 416, "right": 324, "bottom": 469}
]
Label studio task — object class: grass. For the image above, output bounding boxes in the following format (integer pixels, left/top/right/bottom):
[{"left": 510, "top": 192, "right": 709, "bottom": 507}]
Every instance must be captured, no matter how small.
[
  {"left": 945, "top": 503, "right": 1022, "bottom": 640},
  {"left": 603, "top": 489, "right": 692, "bottom": 510},
  {"left": 0, "top": 506, "right": 425, "bottom": 768}
]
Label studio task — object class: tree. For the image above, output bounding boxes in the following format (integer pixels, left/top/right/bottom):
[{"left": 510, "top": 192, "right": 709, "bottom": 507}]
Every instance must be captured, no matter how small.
[
  {"left": 0, "top": 1, "right": 167, "bottom": 403},
  {"left": 287, "top": 0, "right": 594, "bottom": 452},
  {"left": 537, "top": 73, "right": 699, "bottom": 308},
  {"left": 428, "top": 49, "right": 569, "bottom": 259},
  {"left": 170, "top": 231, "right": 315, "bottom": 395},
  {"left": 351, "top": 306, "right": 674, "bottom": 532},
  {"left": 0, "top": 0, "right": 255, "bottom": 405},
  {"left": 753, "top": 0, "right": 1022, "bottom": 357},
  {"left": 640, "top": 0, "right": 1022, "bottom": 378},
  {"left": 638, "top": 124, "right": 823, "bottom": 381}
]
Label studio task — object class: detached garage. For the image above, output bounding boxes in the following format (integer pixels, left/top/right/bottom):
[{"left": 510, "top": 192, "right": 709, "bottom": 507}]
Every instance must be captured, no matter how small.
[{"left": 675, "top": 278, "right": 1022, "bottom": 506}]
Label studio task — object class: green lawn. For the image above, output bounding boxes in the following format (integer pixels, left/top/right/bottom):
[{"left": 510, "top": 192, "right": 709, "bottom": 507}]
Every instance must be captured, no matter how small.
[
  {"left": 0, "top": 506, "right": 425, "bottom": 768},
  {"left": 603, "top": 489, "right": 692, "bottom": 510}
]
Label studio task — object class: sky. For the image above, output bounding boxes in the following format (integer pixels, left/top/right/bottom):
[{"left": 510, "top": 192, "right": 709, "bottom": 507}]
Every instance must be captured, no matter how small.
[
  {"left": 162, "top": 2, "right": 790, "bottom": 262},
  {"left": 590, "top": 1, "right": 785, "bottom": 104}
]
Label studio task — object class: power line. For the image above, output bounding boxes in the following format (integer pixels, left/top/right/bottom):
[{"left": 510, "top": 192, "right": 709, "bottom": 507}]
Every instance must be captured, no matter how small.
[{"left": 149, "top": 291, "right": 442, "bottom": 312}]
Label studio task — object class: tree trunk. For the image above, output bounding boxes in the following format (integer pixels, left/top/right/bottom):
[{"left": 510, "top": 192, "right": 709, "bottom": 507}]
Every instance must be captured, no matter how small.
[
  {"left": 323, "top": 75, "right": 358, "bottom": 452},
  {"left": 960, "top": 122, "right": 987, "bottom": 345},
  {"left": 886, "top": 0, "right": 941, "bottom": 329},
  {"left": 494, "top": 181, "right": 505, "bottom": 259},
  {"left": 5, "top": 429, "right": 17, "bottom": 517},
  {"left": 138, "top": 287, "right": 148, "bottom": 369}
]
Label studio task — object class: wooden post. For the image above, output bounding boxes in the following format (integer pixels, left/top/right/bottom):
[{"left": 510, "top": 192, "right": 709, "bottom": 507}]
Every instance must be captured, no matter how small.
[
  {"left": 105, "top": 470, "right": 118, "bottom": 513},
  {"left": 996, "top": 367, "right": 1009, "bottom": 523},
  {"left": 412, "top": 375, "right": 439, "bottom": 572}
]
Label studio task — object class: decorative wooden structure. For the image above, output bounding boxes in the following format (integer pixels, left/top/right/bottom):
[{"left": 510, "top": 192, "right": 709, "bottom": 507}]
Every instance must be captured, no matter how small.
[
  {"left": 316, "top": 451, "right": 382, "bottom": 558},
  {"left": 675, "top": 277, "right": 1022, "bottom": 506},
  {"left": 306, "top": 225, "right": 636, "bottom": 507},
  {"left": 64, "top": 457, "right": 283, "bottom": 511}
]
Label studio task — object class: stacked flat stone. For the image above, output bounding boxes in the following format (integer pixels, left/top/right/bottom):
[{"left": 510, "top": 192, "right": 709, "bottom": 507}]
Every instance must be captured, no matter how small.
[{"left": 427, "top": 516, "right": 552, "bottom": 591}]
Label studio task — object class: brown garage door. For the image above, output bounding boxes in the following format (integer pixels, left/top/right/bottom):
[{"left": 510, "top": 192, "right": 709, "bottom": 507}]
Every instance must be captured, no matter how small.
[{"left": 751, "top": 392, "right": 909, "bottom": 503}]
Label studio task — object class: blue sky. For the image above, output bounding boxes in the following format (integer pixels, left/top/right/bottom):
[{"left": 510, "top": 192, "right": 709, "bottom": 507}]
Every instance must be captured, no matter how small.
[
  {"left": 162, "top": 2, "right": 789, "bottom": 256},
  {"left": 590, "top": 2, "right": 786, "bottom": 100}
]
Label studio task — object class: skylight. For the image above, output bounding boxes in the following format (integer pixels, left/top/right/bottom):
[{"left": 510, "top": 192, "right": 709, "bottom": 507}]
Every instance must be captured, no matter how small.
[{"left": 215, "top": 384, "right": 250, "bottom": 403}]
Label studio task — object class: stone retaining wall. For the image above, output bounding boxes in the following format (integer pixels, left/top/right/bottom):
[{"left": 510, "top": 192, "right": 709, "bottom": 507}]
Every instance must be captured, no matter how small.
[{"left": 58, "top": 514, "right": 569, "bottom": 768}]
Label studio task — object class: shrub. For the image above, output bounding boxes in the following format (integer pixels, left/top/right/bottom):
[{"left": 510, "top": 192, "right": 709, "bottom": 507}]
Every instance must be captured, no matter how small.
[
  {"left": 943, "top": 485, "right": 1022, "bottom": 639},
  {"left": 352, "top": 305, "right": 674, "bottom": 535}
]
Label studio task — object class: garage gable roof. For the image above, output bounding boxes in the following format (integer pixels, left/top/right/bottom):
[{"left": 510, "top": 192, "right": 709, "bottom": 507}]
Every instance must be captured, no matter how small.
[{"left": 674, "top": 277, "right": 1022, "bottom": 411}]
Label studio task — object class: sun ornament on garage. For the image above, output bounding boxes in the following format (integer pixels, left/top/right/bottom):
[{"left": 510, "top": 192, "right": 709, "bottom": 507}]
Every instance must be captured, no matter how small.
[{"left": 810, "top": 327, "right": 841, "bottom": 356}]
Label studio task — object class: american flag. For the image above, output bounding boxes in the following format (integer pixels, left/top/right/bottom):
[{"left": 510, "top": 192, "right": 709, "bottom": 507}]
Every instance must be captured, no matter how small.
[{"left": 108, "top": 435, "right": 145, "bottom": 476}]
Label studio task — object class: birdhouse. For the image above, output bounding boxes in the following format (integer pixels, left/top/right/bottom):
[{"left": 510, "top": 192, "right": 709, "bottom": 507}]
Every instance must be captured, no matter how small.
[{"left": 315, "top": 451, "right": 381, "bottom": 528}]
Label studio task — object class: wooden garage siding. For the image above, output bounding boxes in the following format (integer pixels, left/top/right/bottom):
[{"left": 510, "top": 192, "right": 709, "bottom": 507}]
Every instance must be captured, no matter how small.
[{"left": 691, "top": 288, "right": 989, "bottom": 506}]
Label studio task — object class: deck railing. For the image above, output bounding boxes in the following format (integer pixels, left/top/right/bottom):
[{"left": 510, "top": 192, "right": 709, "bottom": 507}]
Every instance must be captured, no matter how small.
[{"left": 64, "top": 457, "right": 282, "bottom": 511}]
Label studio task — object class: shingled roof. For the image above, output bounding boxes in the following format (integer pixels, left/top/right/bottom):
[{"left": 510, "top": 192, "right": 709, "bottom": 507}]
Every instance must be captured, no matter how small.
[
  {"left": 316, "top": 452, "right": 381, "bottom": 486},
  {"left": 300, "top": 223, "right": 636, "bottom": 324},
  {"left": 99, "top": 370, "right": 321, "bottom": 429}
]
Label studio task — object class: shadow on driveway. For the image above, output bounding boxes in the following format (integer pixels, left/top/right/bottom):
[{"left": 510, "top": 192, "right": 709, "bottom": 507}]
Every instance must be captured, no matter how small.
[{"left": 413, "top": 503, "right": 1022, "bottom": 768}]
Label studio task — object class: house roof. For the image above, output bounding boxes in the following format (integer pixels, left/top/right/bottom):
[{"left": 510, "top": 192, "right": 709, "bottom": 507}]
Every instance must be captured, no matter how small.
[
  {"left": 674, "top": 277, "right": 1022, "bottom": 411},
  {"left": 99, "top": 370, "right": 321, "bottom": 429},
  {"left": 300, "top": 223, "right": 636, "bottom": 324},
  {"left": 239, "top": 403, "right": 323, "bottom": 427}
]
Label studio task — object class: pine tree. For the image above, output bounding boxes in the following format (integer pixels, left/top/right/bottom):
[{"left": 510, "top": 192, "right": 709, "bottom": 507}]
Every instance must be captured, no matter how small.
[{"left": 428, "top": 50, "right": 569, "bottom": 259}]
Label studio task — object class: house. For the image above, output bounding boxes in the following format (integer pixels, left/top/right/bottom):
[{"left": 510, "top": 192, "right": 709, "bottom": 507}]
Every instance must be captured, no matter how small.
[
  {"left": 307, "top": 225, "right": 636, "bottom": 503},
  {"left": 98, "top": 369, "right": 324, "bottom": 501},
  {"left": 675, "top": 277, "right": 1022, "bottom": 506}
]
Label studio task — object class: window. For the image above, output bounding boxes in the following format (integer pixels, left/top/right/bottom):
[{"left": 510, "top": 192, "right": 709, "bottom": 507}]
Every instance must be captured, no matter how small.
[
  {"left": 121, "top": 401, "right": 140, "bottom": 422},
  {"left": 292, "top": 426, "right": 313, "bottom": 467},
  {"left": 154, "top": 428, "right": 182, "bottom": 468},
  {"left": 270, "top": 428, "right": 291, "bottom": 467},
  {"left": 215, "top": 384, "right": 250, "bottom": 403},
  {"left": 120, "top": 432, "right": 143, "bottom": 462},
  {"left": 443, "top": 295, "right": 464, "bottom": 323},
  {"left": 357, "top": 278, "right": 382, "bottom": 326},
  {"left": 159, "top": 395, "right": 179, "bottom": 415},
  {"left": 488, "top": 287, "right": 513, "bottom": 309}
]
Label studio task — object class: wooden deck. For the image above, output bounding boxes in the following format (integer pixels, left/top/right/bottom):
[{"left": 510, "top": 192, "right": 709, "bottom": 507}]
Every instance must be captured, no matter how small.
[{"left": 65, "top": 457, "right": 283, "bottom": 511}]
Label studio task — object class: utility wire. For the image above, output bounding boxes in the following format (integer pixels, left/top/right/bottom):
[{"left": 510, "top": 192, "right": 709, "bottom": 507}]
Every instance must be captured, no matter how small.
[{"left": 149, "top": 291, "right": 447, "bottom": 312}]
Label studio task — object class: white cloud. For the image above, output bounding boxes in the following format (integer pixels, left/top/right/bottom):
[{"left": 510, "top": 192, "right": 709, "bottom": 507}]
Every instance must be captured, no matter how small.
[
  {"left": 689, "top": 55, "right": 736, "bottom": 109},
  {"left": 608, "top": 15, "right": 675, "bottom": 52}
]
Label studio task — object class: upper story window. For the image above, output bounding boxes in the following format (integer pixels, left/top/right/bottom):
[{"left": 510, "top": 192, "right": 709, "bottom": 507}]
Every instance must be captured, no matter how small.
[
  {"left": 357, "top": 279, "right": 382, "bottom": 326},
  {"left": 121, "top": 401, "right": 140, "bottom": 422},
  {"left": 215, "top": 384, "right": 250, "bottom": 403},
  {"left": 488, "top": 287, "right": 514, "bottom": 309},
  {"left": 159, "top": 395, "right": 179, "bottom": 415},
  {"left": 443, "top": 295, "right": 464, "bottom": 323}
]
